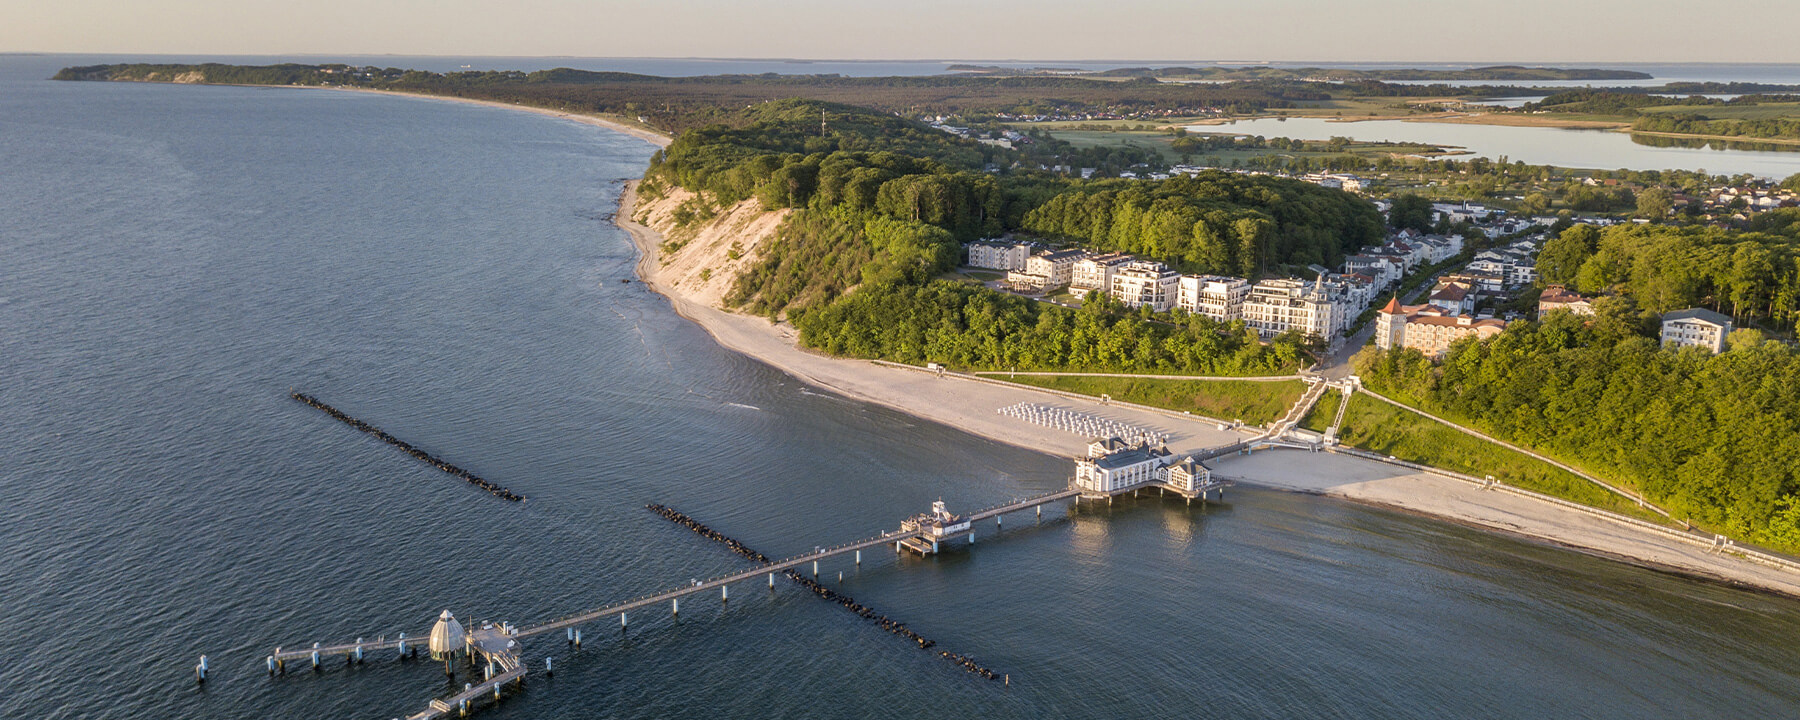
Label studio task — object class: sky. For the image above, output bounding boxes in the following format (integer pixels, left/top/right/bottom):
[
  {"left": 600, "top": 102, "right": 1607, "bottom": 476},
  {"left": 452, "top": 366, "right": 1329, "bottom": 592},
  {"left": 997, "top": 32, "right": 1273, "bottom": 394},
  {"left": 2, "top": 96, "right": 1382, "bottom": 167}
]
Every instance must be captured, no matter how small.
[{"left": 7, "top": 0, "right": 1799, "bottom": 64}]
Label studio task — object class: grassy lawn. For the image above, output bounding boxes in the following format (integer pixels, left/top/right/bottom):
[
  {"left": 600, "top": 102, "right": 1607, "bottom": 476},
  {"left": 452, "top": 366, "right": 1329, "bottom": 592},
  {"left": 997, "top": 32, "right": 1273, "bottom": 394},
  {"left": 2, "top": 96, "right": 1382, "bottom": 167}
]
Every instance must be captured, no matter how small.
[
  {"left": 1299, "top": 388, "right": 1341, "bottom": 433},
  {"left": 1335, "top": 393, "right": 1659, "bottom": 518},
  {"left": 1042, "top": 129, "right": 1185, "bottom": 161},
  {"left": 1003, "top": 376, "right": 1304, "bottom": 425}
]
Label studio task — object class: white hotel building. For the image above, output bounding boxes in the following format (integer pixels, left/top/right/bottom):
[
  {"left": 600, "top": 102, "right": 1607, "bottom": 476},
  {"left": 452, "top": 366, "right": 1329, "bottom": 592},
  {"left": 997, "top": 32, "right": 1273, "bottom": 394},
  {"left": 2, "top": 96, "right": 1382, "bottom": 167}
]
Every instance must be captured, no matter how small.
[
  {"left": 1177, "top": 275, "right": 1252, "bottom": 322},
  {"left": 965, "top": 241, "right": 1032, "bottom": 271},
  {"left": 1071, "top": 252, "right": 1134, "bottom": 294},
  {"left": 1109, "top": 261, "right": 1182, "bottom": 312},
  {"left": 1240, "top": 278, "right": 1342, "bottom": 340}
]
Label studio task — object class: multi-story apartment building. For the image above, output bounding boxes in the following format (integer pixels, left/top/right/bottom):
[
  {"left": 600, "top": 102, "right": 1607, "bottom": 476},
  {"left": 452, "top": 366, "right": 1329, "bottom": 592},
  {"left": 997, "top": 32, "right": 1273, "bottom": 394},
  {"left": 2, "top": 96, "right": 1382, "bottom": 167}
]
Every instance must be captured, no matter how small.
[
  {"left": 1176, "top": 275, "right": 1252, "bottom": 322},
  {"left": 1240, "top": 278, "right": 1341, "bottom": 339},
  {"left": 1070, "top": 252, "right": 1133, "bottom": 294},
  {"left": 1660, "top": 308, "right": 1733, "bottom": 353},
  {"left": 1005, "top": 248, "right": 1084, "bottom": 293},
  {"left": 965, "top": 241, "right": 1032, "bottom": 271},
  {"left": 1374, "top": 299, "right": 1506, "bottom": 359},
  {"left": 1109, "top": 261, "right": 1182, "bottom": 311}
]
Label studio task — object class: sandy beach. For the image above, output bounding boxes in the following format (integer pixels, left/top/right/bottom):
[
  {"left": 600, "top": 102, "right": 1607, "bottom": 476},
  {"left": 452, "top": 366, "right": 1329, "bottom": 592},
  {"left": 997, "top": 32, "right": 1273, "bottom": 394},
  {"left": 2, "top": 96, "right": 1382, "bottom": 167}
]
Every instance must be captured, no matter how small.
[
  {"left": 327, "top": 87, "right": 674, "bottom": 148},
  {"left": 612, "top": 180, "right": 1800, "bottom": 599}
]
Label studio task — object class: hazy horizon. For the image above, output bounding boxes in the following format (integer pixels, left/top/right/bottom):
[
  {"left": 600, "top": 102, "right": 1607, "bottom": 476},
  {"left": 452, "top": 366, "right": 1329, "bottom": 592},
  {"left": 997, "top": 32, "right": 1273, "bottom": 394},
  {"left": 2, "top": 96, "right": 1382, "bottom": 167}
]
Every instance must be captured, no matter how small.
[
  {"left": 9, "top": 1, "right": 1798, "bottom": 64},
  {"left": 16, "top": 52, "right": 1800, "bottom": 68}
]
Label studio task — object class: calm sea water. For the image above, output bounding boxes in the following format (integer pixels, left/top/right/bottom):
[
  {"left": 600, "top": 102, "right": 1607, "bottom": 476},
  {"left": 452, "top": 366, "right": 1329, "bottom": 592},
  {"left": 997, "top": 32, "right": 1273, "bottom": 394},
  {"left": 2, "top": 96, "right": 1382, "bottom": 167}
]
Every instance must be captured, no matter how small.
[{"left": 4, "top": 55, "right": 1800, "bottom": 719}]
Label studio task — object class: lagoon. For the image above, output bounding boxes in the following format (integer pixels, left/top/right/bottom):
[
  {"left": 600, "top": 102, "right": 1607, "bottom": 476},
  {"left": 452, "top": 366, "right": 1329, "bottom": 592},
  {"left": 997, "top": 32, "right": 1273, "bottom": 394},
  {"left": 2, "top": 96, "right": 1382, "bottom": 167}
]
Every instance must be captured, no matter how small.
[{"left": 1191, "top": 116, "right": 1800, "bottom": 177}]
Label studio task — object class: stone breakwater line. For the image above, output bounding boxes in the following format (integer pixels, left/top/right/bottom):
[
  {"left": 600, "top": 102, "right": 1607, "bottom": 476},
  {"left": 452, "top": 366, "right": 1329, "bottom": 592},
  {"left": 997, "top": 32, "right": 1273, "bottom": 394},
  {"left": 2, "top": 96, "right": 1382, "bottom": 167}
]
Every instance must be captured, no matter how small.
[
  {"left": 644, "top": 504, "right": 1003, "bottom": 682},
  {"left": 291, "top": 392, "right": 525, "bottom": 502}
]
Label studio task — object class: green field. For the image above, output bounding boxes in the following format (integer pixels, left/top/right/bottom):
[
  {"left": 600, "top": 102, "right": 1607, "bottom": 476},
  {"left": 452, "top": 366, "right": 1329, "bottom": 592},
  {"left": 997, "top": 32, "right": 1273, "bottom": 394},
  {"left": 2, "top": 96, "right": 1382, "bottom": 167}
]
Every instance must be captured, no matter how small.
[
  {"left": 1299, "top": 387, "right": 1342, "bottom": 433},
  {"left": 1002, "top": 375, "right": 1303, "bottom": 425},
  {"left": 1335, "top": 393, "right": 1658, "bottom": 518}
]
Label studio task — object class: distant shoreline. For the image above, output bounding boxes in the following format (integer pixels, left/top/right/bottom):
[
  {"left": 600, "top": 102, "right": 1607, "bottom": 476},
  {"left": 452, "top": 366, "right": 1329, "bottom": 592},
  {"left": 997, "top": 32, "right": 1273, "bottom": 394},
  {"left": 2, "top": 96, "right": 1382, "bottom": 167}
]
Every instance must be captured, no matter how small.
[{"left": 319, "top": 86, "right": 674, "bottom": 147}]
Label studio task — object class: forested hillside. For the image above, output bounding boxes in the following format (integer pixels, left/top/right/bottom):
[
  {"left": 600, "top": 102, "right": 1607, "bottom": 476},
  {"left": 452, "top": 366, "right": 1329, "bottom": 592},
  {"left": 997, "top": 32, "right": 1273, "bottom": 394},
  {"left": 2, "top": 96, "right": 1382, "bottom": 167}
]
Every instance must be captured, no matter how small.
[
  {"left": 1535, "top": 217, "right": 1800, "bottom": 331},
  {"left": 1356, "top": 316, "right": 1800, "bottom": 551},
  {"left": 645, "top": 99, "right": 1374, "bottom": 342},
  {"left": 1019, "top": 175, "right": 1383, "bottom": 275}
]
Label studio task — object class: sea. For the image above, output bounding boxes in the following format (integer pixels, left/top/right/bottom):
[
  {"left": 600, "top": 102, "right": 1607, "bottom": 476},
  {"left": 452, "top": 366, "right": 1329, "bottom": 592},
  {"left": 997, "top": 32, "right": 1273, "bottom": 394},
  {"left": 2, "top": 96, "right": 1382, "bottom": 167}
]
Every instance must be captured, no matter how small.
[{"left": 3, "top": 54, "right": 1799, "bottom": 719}]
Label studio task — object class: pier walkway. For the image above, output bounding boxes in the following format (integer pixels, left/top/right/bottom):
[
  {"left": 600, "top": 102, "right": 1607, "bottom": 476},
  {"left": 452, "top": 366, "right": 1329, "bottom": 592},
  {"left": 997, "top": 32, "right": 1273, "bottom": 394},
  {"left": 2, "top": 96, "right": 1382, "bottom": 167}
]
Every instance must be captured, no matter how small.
[
  {"left": 408, "top": 666, "right": 524, "bottom": 720},
  {"left": 270, "top": 486, "right": 1091, "bottom": 674}
]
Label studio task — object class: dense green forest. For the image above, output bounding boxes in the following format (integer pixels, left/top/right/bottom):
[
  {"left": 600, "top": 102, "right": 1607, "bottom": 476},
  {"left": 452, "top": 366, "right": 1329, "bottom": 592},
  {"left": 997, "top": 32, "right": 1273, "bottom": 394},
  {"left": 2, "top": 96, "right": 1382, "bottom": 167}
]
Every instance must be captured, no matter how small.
[
  {"left": 1356, "top": 316, "right": 1800, "bottom": 551},
  {"left": 642, "top": 99, "right": 1013, "bottom": 315},
  {"left": 1632, "top": 114, "right": 1800, "bottom": 141},
  {"left": 1534, "top": 219, "right": 1800, "bottom": 331},
  {"left": 1018, "top": 175, "right": 1383, "bottom": 275},
  {"left": 796, "top": 281, "right": 1308, "bottom": 374}
]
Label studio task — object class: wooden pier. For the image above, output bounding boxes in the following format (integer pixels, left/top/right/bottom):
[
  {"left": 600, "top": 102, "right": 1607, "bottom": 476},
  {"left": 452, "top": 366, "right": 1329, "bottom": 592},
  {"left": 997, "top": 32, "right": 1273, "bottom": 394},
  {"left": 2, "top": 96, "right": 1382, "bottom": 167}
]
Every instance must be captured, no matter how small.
[{"left": 260, "top": 486, "right": 1097, "bottom": 717}]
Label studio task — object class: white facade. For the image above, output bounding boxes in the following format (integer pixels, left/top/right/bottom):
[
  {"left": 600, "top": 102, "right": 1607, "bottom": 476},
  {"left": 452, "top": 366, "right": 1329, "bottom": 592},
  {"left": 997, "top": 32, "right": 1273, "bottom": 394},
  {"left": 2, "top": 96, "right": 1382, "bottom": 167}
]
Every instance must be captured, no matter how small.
[
  {"left": 1241, "top": 278, "right": 1341, "bottom": 339},
  {"left": 1165, "top": 458, "right": 1212, "bottom": 494},
  {"left": 1109, "top": 261, "right": 1182, "bottom": 312},
  {"left": 1177, "top": 275, "right": 1252, "bottom": 322},
  {"left": 966, "top": 241, "right": 1032, "bottom": 271},
  {"left": 1070, "top": 252, "right": 1133, "bottom": 293},
  {"left": 1660, "top": 309, "right": 1733, "bottom": 353},
  {"left": 1074, "top": 446, "right": 1173, "bottom": 494},
  {"left": 1008, "top": 249, "right": 1083, "bottom": 292},
  {"left": 1344, "top": 254, "right": 1402, "bottom": 290}
]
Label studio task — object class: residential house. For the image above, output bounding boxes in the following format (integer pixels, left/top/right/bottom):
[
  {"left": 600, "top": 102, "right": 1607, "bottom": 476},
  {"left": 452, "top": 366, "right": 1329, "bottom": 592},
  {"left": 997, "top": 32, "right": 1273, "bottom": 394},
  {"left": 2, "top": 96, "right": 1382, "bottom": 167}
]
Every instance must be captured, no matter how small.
[
  {"left": 1537, "top": 284, "right": 1595, "bottom": 316},
  {"left": 1660, "top": 308, "right": 1733, "bottom": 353}
]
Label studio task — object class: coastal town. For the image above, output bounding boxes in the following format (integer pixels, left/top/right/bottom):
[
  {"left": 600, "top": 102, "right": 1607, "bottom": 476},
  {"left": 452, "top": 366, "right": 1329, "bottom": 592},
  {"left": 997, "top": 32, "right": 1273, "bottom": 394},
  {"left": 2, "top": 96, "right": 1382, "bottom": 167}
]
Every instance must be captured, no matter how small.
[
  {"left": 964, "top": 191, "right": 1751, "bottom": 360},
  {"left": 18, "top": 6, "right": 1800, "bottom": 715}
]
